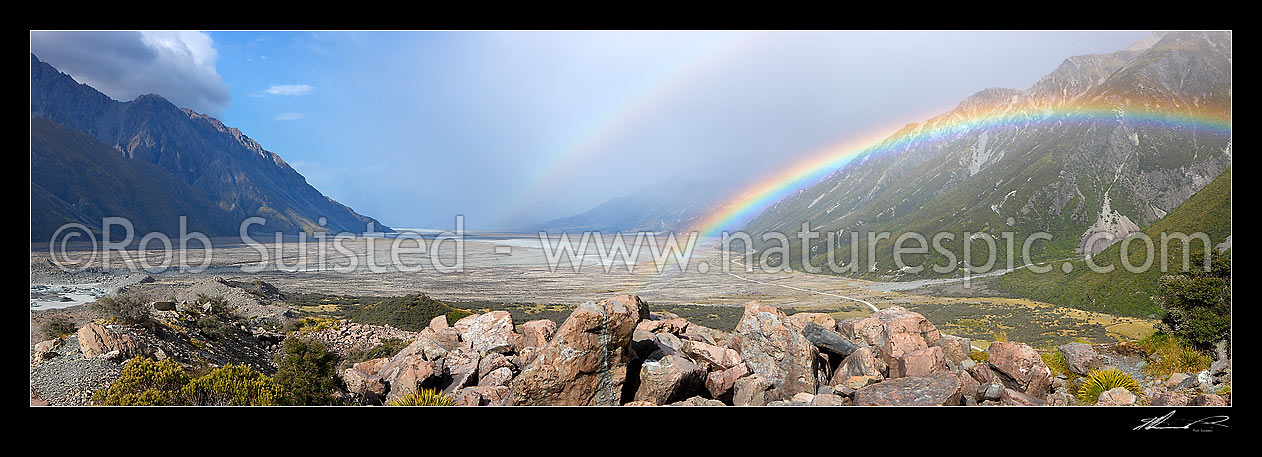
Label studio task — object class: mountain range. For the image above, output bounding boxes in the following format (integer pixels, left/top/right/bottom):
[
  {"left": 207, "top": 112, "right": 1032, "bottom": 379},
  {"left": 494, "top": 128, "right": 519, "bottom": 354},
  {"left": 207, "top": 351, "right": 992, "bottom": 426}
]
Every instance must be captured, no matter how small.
[
  {"left": 735, "top": 31, "right": 1230, "bottom": 279},
  {"left": 30, "top": 54, "right": 389, "bottom": 241}
]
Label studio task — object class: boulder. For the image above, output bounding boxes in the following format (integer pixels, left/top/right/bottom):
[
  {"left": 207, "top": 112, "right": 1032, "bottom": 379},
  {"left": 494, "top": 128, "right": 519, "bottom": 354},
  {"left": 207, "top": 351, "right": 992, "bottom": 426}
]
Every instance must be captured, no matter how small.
[
  {"left": 934, "top": 334, "right": 972, "bottom": 367},
  {"left": 987, "top": 341, "right": 1052, "bottom": 396},
  {"left": 352, "top": 357, "right": 390, "bottom": 376},
  {"left": 705, "top": 363, "right": 750, "bottom": 400},
  {"left": 1151, "top": 392, "right": 1189, "bottom": 406},
  {"left": 801, "top": 322, "right": 861, "bottom": 358},
  {"left": 732, "top": 374, "right": 775, "bottom": 406},
  {"left": 517, "top": 319, "right": 558, "bottom": 351},
  {"left": 853, "top": 372, "right": 962, "bottom": 406},
  {"left": 839, "top": 307, "right": 940, "bottom": 371},
  {"left": 785, "top": 313, "right": 836, "bottom": 333},
  {"left": 1188, "top": 393, "right": 1228, "bottom": 406},
  {"left": 76, "top": 323, "right": 147, "bottom": 360},
  {"left": 681, "top": 324, "right": 732, "bottom": 347},
  {"left": 999, "top": 388, "right": 1047, "bottom": 406},
  {"left": 1096, "top": 387, "right": 1136, "bottom": 406},
  {"left": 810, "top": 394, "right": 851, "bottom": 406},
  {"left": 380, "top": 355, "right": 437, "bottom": 403},
  {"left": 680, "top": 339, "right": 738, "bottom": 371},
  {"left": 30, "top": 388, "right": 49, "bottom": 406},
  {"left": 1057, "top": 342, "right": 1101, "bottom": 376},
  {"left": 442, "top": 347, "right": 481, "bottom": 394},
  {"left": 832, "top": 347, "right": 881, "bottom": 383},
  {"left": 844, "top": 375, "right": 882, "bottom": 390},
  {"left": 669, "top": 396, "right": 726, "bottom": 406},
  {"left": 896, "top": 346, "right": 948, "bottom": 378},
  {"left": 730, "top": 302, "right": 819, "bottom": 400},
  {"left": 340, "top": 368, "right": 388, "bottom": 404},
  {"left": 637, "top": 312, "right": 689, "bottom": 335},
  {"left": 504, "top": 295, "right": 644, "bottom": 406},
  {"left": 633, "top": 354, "right": 706, "bottom": 405},
  {"left": 31, "top": 338, "right": 62, "bottom": 366},
  {"left": 454, "top": 311, "right": 518, "bottom": 355}
]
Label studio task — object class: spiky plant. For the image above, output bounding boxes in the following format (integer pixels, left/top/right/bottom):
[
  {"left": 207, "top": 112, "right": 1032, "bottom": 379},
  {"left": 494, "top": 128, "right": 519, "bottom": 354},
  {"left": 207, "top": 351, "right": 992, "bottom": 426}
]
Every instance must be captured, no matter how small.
[
  {"left": 1177, "top": 347, "right": 1212, "bottom": 372},
  {"left": 1077, "top": 369, "right": 1143, "bottom": 405},
  {"left": 386, "top": 388, "right": 455, "bottom": 406}
]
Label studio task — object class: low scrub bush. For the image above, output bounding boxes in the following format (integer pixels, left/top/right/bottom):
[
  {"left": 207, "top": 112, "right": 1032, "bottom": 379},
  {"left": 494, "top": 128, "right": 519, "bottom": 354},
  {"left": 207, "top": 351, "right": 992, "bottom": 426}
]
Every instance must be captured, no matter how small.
[
  {"left": 42, "top": 316, "right": 77, "bottom": 339},
  {"left": 386, "top": 388, "right": 454, "bottom": 406},
  {"left": 1077, "top": 368, "right": 1143, "bottom": 405}
]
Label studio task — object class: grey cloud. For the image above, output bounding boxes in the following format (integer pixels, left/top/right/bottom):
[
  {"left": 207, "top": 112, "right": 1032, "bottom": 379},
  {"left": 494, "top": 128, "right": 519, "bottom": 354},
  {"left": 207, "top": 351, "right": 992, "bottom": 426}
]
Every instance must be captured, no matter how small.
[{"left": 30, "top": 31, "right": 231, "bottom": 115}]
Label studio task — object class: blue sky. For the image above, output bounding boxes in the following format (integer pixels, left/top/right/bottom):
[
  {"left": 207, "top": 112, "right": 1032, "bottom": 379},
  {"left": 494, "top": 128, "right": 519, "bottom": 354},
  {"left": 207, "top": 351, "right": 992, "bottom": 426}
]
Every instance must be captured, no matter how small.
[{"left": 32, "top": 30, "right": 1153, "bottom": 230}]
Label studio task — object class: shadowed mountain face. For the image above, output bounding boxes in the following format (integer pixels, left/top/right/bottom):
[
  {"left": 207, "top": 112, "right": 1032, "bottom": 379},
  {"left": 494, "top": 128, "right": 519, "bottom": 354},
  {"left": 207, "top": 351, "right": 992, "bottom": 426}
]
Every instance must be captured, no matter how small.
[
  {"left": 30, "top": 54, "right": 389, "bottom": 241},
  {"left": 738, "top": 31, "right": 1230, "bottom": 277}
]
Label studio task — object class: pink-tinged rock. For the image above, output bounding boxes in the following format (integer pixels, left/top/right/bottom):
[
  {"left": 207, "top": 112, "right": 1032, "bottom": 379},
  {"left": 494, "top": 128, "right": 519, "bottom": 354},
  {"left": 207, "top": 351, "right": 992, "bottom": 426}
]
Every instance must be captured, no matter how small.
[
  {"left": 810, "top": 394, "right": 851, "bottom": 406},
  {"left": 1188, "top": 393, "right": 1228, "bottom": 406},
  {"left": 681, "top": 339, "right": 735, "bottom": 371},
  {"left": 1151, "top": 392, "right": 1189, "bottom": 406},
  {"left": 832, "top": 347, "right": 881, "bottom": 384},
  {"left": 987, "top": 341, "right": 1052, "bottom": 396},
  {"left": 353, "top": 357, "right": 390, "bottom": 376},
  {"left": 1000, "top": 388, "right": 1047, "bottom": 406},
  {"left": 517, "top": 319, "right": 558, "bottom": 351},
  {"left": 837, "top": 317, "right": 884, "bottom": 347},
  {"left": 897, "top": 346, "right": 948, "bottom": 378},
  {"left": 845, "top": 375, "right": 882, "bottom": 390},
  {"left": 637, "top": 312, "right": 690, "bottom": 335},
  {"left": 467, "top": 385, "right": 509, "bottom": 405},
  {"left": 76, "top": 323, "right": 147, "bottom": 360},
  {"left": 853, "top": 372, "right": 962, "bottom": 406},
  {"left": 1057, "top": 342, "right": 1101, "bottom": 376},
  {"left": 31, "top": 388, "right": 49, "bottom": 406},
  {"left": 957, "top": 370, "right": 981, "bottom": 404},
  {"left": 730, "top": 302, "right": 819, "bottom": 400},
  {"left": 634, "top": 354, "right": 706, "bottom": 405},
  {"left": 442, "top": 346, "right": 481, "bottom": 394},
  {"left": 705, "top": 362, "right": 750, "bottom": 399},
  {"left": 669, "top": 396, "right": 726, "bottom": 406},
  {"left": 732, "top": 374, "right": 774, "bottom": 406},
  {"left": 934, "top": 334, "right": 972, "bottom": 367},
  {"left": 340, "top": 368, "right": 388, "bottom": 404},
  {"left": 1096, "top": 387, "right": 1136, "bottom": 406},
  {"left": 623, "top": 400, "right": 656, "bottom": 406},
  {"left": 380, "top": 355, "right": 437, "bottom": 403},
  {"left": 785, "top": 313, "right": 836, "bottom": 333},
  {"left": 451, "top": 388, "right": 484, "bottom": 406},
  {"left": 503, "top": 295, "right": 643, "bottom": 406},
  {"left": 454, "top": 311, "right": 518, "bottom": 355},
  {"left": 428, "top": 315, "right": 449, "bottom": 331}
]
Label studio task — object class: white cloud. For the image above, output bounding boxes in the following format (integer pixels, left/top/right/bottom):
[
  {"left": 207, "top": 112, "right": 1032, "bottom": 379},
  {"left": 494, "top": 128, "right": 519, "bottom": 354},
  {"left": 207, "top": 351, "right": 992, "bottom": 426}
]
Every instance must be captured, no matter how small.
[
  {"left": 30, "top": 31, "right": 231, "bottom": 115},
  {"left": 274, "top": 113, "right": 306, "bottom": 121},
  {"left": 262, "top": 84, "right": 314, "bottom": 96}
]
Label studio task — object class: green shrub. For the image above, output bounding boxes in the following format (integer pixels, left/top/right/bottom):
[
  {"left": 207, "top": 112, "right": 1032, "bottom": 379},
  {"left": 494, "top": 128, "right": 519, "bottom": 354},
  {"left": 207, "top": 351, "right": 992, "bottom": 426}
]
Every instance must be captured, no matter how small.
[
  {"left": 1139, "top": 332, "right": 1212, "bottom": 379},
  {"left": 968, "top": 350, "right": 989, "bottom": 364},
  {"left": 1041, "top": 351, "right": 1077, "bottom": 380},
  {"left": 181, "top": 364, "right": 283, "bottom": 406},
  {"left": 274, "top": 338, "right": 341, "bottom": 406},
  {"left": 94, "top": 293, "right": 150, "bottom": 326},
  {"left": 197, "top": 316, "right": 228, "bottom": 340},
  {"left": 1155, "top": 250, "right": 1230, "bottom": 351},
  {"left": 345, "top": 338, "right": 410, "bottom": 367},
  {"left": 1077, "top": 369, "right": 1143, "bottom": 405},
  {"left": 42, "top": 315, "right": 77, "bottom": 339},
  {"left": 386, "top": 388, "right": 454, "bottom": 406},
  {"left": 92, "top": 357, "right": 191, "bottom": 406}
]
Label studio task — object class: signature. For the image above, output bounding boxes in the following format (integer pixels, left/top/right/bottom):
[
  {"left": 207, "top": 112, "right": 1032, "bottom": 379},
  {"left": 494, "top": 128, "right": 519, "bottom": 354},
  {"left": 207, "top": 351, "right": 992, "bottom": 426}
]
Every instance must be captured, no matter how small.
[{"left": 1135, "top": 410, "right": 1229, "bottom": 431}]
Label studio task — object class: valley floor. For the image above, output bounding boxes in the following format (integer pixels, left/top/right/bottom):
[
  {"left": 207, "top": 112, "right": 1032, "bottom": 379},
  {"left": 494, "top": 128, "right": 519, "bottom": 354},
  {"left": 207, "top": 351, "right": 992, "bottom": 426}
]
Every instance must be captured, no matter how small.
[{"left": 30, "top": 235, "right": 1154, "bottom": 348}]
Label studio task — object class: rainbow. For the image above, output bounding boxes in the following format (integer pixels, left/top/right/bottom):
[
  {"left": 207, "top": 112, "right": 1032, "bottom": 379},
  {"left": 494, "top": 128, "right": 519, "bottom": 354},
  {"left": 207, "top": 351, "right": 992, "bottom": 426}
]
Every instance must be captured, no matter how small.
[
  {"left": 686, "top": 100, "right": 1232, "bottom": 238},
  {"left": 496, "top": 31, "right": 757, "bottom": 227}
]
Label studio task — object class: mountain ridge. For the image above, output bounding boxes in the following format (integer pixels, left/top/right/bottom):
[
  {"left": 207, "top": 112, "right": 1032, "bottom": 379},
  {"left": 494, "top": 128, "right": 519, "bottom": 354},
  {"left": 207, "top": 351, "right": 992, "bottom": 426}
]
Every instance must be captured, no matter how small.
[{"left": 30, "top": 54, "right": 390, "bottom": 241}]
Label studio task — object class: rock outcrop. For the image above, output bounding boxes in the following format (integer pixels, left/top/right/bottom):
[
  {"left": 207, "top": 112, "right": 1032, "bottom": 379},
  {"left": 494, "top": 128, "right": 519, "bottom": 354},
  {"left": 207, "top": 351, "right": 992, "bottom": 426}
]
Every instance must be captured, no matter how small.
[
  {"left": 504, "top": 295, "right": 644, "bottom": 406},
  {"left": 730, "top": 303, "right": 819, "bottom": 401}
]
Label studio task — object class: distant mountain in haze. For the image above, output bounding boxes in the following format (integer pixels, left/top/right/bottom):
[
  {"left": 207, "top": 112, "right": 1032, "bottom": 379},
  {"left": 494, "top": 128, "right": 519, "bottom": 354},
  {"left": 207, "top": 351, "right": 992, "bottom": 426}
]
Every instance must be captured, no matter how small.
[
  {"left": 30, "top": 54, "right": 390, "bottom": 241},
  {"left": 738, "top": 31, "right": 1231, "bottom": 277},
  {"left": 525, "top": 177, "right": 740, "bottom": 234}
]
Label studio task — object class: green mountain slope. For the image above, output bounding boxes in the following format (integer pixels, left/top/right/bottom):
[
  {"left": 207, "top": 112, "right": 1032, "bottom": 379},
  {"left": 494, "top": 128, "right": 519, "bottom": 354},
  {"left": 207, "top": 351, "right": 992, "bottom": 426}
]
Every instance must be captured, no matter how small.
[
  {"left": 995, "top": 167, "right": 1230, "bottom": 317},
  {"left": 738, "top": 32, "right": 1231, "bottom": 284}
]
